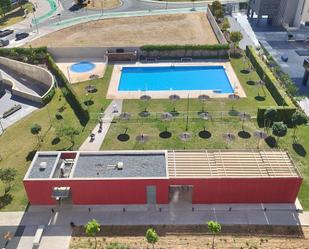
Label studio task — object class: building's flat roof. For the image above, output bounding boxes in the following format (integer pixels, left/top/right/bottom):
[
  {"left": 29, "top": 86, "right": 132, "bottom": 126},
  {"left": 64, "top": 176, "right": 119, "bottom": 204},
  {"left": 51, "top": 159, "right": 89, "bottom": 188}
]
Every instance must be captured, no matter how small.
[
  {"left": 167, "top": 150, "right": 300, "bottom": 178},
  {"left": 24, "top": 150, "right": 301, "bottom": 180},
  {"left": 73, "top": 152, "right": 167, "bottom": 178},
  {"left": 28, "top": 153, "right": 59, "bottom": 179}
]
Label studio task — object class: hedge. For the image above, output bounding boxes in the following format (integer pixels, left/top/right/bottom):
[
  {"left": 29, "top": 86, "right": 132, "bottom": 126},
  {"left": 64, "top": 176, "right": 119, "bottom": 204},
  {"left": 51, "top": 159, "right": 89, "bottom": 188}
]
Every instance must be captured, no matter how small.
[
  {"left": 42, "top": 86, "right": 55, "bottom": 105},
  {"left": 46, "top": 53, "right": 89, "bottom": 126},
  {"left": 246, "top": 46, "right": 294, "bottom": 107},
  {"left": 257, "top": 107, "right": 297, "bottom": 127},
  {"left": 141, "top": 44, "right": 230, "bottom": 52}
]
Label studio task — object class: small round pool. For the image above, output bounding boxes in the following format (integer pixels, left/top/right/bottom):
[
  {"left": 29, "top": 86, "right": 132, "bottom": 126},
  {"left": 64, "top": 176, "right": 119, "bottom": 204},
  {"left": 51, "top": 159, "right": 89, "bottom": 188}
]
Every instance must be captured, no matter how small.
[{"left": 70, "top": 61, "right": 95, "bottom": 73}]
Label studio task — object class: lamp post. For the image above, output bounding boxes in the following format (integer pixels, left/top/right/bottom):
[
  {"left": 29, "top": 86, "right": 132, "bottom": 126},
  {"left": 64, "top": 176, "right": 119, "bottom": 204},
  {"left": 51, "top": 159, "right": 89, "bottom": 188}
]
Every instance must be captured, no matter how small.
[{"left": 32, "top": 7, "right": 39, "bottom": 33}]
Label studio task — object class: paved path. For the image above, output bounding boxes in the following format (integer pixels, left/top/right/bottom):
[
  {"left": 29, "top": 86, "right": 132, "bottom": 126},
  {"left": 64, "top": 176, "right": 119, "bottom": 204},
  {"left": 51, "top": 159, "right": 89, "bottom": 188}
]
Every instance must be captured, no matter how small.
[
  {"left": 0, "top": 202, "right": 308, "bottom": 249},
  {"left": 79, "top": 99, "right": 123, "bottom": 151},
  {"left": 228, "top": 13, "right": 259, "bottom": 49}
]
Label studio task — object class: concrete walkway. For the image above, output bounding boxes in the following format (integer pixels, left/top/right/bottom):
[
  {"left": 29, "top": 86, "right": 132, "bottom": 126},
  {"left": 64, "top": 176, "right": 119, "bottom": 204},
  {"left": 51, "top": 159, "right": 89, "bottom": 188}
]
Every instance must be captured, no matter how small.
[
  {"left": 228, "top": 12, "right": 259, "bottom": 49},
  {"left": 79, "top": 99, "right": 123, "bottom": 151},
  {"left": 1, "top": 203, "right": 309, "bottom": 249}
]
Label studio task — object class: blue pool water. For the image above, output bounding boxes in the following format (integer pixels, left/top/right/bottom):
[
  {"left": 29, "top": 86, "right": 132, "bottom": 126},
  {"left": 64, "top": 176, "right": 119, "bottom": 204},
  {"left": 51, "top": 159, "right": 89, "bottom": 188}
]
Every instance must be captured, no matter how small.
[
  {"left": 118, "top": 66, "right": 234, "bottom": 93},
  {"left": 70, "top": 61, "right": 96, "bottom": 73}
]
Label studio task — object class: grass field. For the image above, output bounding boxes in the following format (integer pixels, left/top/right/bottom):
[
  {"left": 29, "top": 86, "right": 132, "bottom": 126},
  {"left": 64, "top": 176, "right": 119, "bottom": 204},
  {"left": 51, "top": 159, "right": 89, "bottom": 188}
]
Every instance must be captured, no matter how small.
[
  {"left": 101, "top": 57, "right": 309, "bottom": 209},
  {"left": 0, "top": 3, "right": 33, "bottom": 28},
  {"left": 0, "top": 66, "right": 113, "bottom": 211}
]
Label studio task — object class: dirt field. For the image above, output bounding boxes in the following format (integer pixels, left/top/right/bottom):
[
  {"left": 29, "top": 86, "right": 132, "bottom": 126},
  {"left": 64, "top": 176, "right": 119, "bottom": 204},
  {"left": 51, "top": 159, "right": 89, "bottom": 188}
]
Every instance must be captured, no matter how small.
[
  {"left": 70, "top": 225, "right": 309, "bottom": 249},
  {"left": 87, "top": 0, "right": 122, "bottom": 10},
  {"left": 28, "top": 13, "right": 218, "bottom": 48}
]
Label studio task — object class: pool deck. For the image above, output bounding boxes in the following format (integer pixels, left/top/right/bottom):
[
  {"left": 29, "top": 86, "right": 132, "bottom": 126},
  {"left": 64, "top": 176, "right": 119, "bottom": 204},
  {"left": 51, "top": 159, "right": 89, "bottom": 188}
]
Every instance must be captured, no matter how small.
[
  {"left": 56, "top": 58, "right": 107, "bottom": 84},
  {"left": 107, "top": 61, "right": 246, "bottom": 99}
]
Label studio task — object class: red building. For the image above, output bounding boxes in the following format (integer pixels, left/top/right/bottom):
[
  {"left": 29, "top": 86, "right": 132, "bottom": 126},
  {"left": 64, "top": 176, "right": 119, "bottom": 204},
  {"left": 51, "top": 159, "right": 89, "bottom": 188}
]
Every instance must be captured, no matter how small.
[{"left": 23, "top": 150, "right": 302, "bottom": 205}]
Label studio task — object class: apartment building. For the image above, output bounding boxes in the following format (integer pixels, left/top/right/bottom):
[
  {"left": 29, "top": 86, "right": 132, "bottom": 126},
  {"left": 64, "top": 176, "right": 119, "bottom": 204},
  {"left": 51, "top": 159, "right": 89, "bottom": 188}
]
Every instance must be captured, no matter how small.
[{"left": 247, "top": 0, "right": 309, "bottom": 27}]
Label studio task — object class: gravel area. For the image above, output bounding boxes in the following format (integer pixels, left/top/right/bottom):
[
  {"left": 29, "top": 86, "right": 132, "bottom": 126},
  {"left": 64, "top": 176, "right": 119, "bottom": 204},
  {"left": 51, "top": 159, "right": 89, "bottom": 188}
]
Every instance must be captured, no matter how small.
[{"left": 28, "top": 154, "right": 58, "bottom": 179}]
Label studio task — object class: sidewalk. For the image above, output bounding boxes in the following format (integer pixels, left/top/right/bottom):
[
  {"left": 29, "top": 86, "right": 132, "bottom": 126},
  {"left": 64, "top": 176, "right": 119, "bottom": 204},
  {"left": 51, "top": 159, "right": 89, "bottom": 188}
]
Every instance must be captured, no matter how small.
[{"left": 79, "top": 99, "right": 123, "bottom": 151}]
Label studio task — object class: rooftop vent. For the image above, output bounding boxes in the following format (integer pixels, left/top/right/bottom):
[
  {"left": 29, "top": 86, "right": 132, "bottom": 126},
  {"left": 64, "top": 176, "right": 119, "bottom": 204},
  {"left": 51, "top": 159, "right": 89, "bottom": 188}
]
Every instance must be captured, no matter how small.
[
  {"left": 39, "top": 162, "right": 47, "bottom": 171},
  {"left": 117, "top": 162, "right": 123, "bottom": 170}
]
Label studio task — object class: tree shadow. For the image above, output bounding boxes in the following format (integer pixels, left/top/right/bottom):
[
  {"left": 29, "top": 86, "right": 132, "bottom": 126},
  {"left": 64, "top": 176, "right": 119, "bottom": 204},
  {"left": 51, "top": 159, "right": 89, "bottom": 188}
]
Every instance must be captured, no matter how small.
[
  {"left": 159, "top": 131, "right": 172, "bottom": 139},
  {"left": 26, "top": 150, "right": 37, "bottom": 161},
  {"left": 230, "top": 52, "right": 243, "bottom": 59},
  {"left": 228, "top": 109, "right": 239, "bottom": 116},
  {"left": 51, "top": 137, "right": 61, "bottom": 145},
  {"left": 265, "top": 136, "right": 277, "bottom": 148},
  {"left": 247, "top": 80, "right": 255, "bottom": 86},
  {"left": 255, "top": 96, "right": 266, "bottom": 101},
  {"left": 170, "top": 110, "right": 180, "bottom": 117},
  {"left": 0, "top": 193, "right": 13, "bottom": 209},
  {"left": 198, "top": 130, "right": 212, "bottom": 139},
  {"left": 117, "top": 134, "right": 130, "bottom": 142},
  {"left": 240, "top": 69, "right": 250, "bottom": 74},
  {"left": 293, "top": 143, "right": 307, "bottom": 157},
  {"left": 84, "top": 100, "right": 94, "bottom": 106},
  {"left": 139, "top": 111, "right": 150, "bottom": 117},
  {"left": 238, "top": 131, "right": 251, "bottom": 139}
]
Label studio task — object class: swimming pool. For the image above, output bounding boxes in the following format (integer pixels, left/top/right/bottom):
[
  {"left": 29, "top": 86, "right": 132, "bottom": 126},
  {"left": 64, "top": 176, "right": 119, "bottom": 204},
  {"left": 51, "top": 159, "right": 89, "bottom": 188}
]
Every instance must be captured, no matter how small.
[
  {"left": 118, "top": 66, "right": 234, "bottom": 93},
  {"left": 70, "top": 61, "right": 96, "bottom": 73}
]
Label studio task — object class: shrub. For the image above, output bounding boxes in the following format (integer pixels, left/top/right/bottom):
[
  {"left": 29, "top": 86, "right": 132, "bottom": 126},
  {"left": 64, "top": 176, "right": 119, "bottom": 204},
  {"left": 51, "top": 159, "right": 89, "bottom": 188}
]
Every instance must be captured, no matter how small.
[
  {"left": 257, "top": 107, "right": 296, "bottom": 127},
  {"left": 246, "top": 46, "right": 294, "bottom": 107},
  {"left": 46, "top": 53, "right": 89, "bottom": 126},
  {"left": 141, "top": 44, "right": 230, "bottom": 52},
  {"left": 42, "top": 86, "right": 55, "bottom": 105}
]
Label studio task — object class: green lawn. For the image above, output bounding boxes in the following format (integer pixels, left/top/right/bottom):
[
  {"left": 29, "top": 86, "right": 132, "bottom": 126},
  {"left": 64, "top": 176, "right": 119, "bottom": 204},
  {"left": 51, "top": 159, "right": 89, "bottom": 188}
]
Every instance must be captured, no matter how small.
[
  {"left": 0, "top": 3, "right": 33, "bottom": 28},
  {"left": 0, "top": 66, "right": 112, "bottom": 211},
  {"left": 102, "top": 57, "right": 309, "bottom": 210}
]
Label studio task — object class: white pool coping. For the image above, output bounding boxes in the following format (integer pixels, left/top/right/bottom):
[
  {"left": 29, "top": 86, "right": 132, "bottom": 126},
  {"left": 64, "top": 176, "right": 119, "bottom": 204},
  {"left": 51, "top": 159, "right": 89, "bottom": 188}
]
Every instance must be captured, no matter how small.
[
  {"left": 56, "top": 57, "right": 107, "bottom": 84},
  {"left": 106, "top": 61, "right": 246, "bottom": 99}
]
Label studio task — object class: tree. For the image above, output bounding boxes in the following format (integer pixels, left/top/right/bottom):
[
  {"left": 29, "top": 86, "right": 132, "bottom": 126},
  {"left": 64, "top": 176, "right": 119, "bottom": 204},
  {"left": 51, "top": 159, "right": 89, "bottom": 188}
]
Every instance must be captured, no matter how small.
[
  {"left": 291, "top": 111, "right": 307, "bottom": 139},
  {"left": 272, "top": 122, "right": 288, "bottom": 146},
  {"left": 0, "top": 168, "right": 17, "bottom": 193},
  {"left": 0, "top": 0, "right": 11, "bottom": 16},
  {"left": 207, "top": 221, "right": 221, "bottom": 249},
  {"left": 84, "top": 219, "right": 100, "bottom": 249},
  {"left": 221, "top": 18, "right": 230, "bottom": 33},
  {"left": 57, "top": 126, "right": 79, "bottom": 148},
  {"left": 214, "top": 9, "right": 224, "bottom": 21},
  {"left": 145, "top": 228, "right": 158, "bottom": 249},
  {"left": 212, "top": 0, "right": 222, "bottom": 12},
  {"left": 264, "top": 108, "right": 277, "bottom": 133},
  {"left": 30, "top": 123, "right": 42, "bottom": 145},
  {"left": 230, "top": 31, "right": 243, "bottom": 55}
]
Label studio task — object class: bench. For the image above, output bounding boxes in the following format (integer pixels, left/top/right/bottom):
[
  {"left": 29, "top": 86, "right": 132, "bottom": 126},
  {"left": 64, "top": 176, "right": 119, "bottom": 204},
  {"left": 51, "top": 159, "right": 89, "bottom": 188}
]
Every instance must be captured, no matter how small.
[{"left": 33, "top": 225, "right": 45, "bottom": 246}]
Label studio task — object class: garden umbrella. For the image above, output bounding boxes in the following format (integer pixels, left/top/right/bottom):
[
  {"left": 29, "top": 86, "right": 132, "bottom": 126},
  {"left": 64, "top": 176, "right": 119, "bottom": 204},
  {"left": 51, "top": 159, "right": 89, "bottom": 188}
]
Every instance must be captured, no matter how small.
[
  {"left": 119, "top": 112, "right": 131, "bottom": 120},
  {"left": 228, "top": 93, "right": 240, "bottom": 115},
  {"left": 169, "top": 94, "right": 180, "bottom": 113},
  {"left": 85, "top": 85, "right": 96, "bottom": 93},
  {"left": 198, "top": 94, "right": 210, "bottom": 113},
  {"left": 239, "top": 112, "right": 251, "bottom": 131},
  {"left": 255, "top": 80, "right": 266, "bottom": 97},
  {"left": 179, "top": 132, "right": 191, "bottom": 141},
  {"left": 89, "top": 74, "right": 99, "bottom": 80},
  {"left": 139, "top": 95, "right": 151, "bottom": 116},
  {"left": 222, "top": 132, "right": 236, "bottom": 143},
  {"left": 136, "top": 134, "right": 149, "bottom": 143},
  {"left": 253, "top": 130, "right": 268, "bottom": 148}
]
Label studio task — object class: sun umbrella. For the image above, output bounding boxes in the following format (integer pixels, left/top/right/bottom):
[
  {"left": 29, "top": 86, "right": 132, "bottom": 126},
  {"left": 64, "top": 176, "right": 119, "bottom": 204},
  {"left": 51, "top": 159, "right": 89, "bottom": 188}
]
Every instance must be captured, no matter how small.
[
  {"left": 119, "top": 112, "right": 131, "bottom": 120},
  {"left": 179, "top": 132, "right": 191, "bottom": 141},
  {"left": 253, "top": 130, "right": 268, "bottom": 148}
]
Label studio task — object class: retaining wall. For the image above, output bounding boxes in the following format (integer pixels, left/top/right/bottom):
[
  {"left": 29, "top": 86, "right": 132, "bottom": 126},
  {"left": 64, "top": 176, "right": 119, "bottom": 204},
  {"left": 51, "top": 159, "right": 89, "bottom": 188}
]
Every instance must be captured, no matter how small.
[
  {"left": 0, "top": 57, "right": 55, "bottom": 104},
  {"left": 206, "top": 6, "right": 228, "bottom": 45}
]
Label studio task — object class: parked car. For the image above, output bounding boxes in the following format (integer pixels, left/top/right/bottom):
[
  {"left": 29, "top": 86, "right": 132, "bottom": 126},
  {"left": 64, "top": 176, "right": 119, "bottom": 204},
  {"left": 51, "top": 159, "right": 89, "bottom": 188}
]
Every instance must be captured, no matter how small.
[
  {"left": 15, "top": 32, "right": 29, "bottom": 41},
  {"left": 0, "top": 39, "right": 9, "bottom": 47},
  {"left": 0, "top": 29, "right": 14, "bottom": 38}
]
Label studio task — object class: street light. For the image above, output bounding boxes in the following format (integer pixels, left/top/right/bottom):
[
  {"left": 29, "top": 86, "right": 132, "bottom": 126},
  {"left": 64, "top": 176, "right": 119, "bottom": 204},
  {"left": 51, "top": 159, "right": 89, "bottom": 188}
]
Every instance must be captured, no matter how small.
[{"left": 32, "top": 7, "right": 39, "bottom": 33}]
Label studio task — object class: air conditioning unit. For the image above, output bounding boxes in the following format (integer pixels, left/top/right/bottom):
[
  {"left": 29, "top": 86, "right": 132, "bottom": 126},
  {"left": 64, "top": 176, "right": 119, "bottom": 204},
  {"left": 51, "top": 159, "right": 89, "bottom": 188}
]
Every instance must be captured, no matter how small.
[
  {"left": 117, "top": 162, "right": 123, "bottom": 170},
  {"left": 39, "top": 162, "right": 47, "bottom": 171}
]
